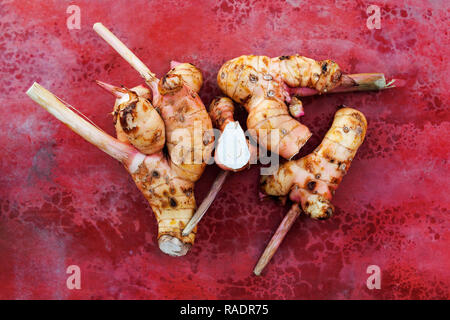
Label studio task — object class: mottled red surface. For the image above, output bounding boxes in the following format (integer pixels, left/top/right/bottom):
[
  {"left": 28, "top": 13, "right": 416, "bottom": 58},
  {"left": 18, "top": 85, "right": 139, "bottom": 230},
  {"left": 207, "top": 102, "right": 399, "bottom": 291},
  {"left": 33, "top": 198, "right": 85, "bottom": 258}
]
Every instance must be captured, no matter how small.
[{"left": 0, "top": 0, "right": 448, "bottom": 300}]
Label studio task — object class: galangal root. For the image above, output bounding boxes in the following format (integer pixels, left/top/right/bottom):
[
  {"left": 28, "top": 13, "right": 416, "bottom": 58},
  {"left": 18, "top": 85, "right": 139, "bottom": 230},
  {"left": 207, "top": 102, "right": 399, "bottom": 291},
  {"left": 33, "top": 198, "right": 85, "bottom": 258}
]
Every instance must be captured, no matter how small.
[
  {"left": 216, "top": 55, "right": 398, "bottom": 160},
  {"left": 185, "top": 54, "right": 398, "bottom": 237},
  {"left": 209, "top": 96, "right": 257, "bottom": 172},
  {"left": 96, "top": 71, "right": 213, "bottom": 256},
  {"left": 93, "top": 23, "right": 215, "bottom": 255},
  {"left": 254, "top": 107, "right": 367, "bottom": 275},
  {"left": 27, "top": 23, "right": 214, "bottom": 257}
]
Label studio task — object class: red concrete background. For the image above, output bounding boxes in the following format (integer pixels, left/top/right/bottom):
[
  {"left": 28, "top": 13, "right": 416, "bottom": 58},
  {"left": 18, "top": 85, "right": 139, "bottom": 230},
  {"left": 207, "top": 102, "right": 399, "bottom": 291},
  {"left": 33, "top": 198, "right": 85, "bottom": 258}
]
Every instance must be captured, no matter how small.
[{"left": 0, "top": 0, "right": 448, "bottom": 300}]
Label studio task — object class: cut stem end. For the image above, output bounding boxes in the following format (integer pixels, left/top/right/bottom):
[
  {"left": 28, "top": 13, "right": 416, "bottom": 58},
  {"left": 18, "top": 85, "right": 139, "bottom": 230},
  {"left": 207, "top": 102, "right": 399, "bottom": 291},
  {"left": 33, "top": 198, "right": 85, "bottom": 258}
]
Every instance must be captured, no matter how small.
[{"left": 158, "top": 235, "right": 191, "bottom": 257}]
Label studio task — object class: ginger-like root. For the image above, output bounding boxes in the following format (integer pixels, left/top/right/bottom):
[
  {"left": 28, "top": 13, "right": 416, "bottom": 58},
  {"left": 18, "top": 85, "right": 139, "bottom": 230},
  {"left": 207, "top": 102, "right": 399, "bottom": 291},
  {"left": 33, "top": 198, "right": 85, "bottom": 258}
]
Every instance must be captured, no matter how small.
[
  {"left": 217, "top": 55, "right": 342, "bottom": 159},
  {"left": 93, "top": 23, "right": 215, "bottom": 255},
  {"left": 96, "top": 82, "right": 159, "bottom": 151},
  {"left": 156, "top": 73, "right": 214, "bottom": 182},
  {"left": 131, "top": 151, "right": 197, "bottom": 256},
  {"left": 27, "top": 82, "right": 199, "bottom": 256},
  {"left": 118, "top": 72, "right": 217, "bottom": 250},
  {"left": 93, "top": 24, "right": 215, "bottom": 182},
  {"left": 209, "top": 97, "right": 254, "bottom": 172},
  {"left": 109, "top": 84, "right": 205, "bottom": 254},
  {"left": 255, "top": 107, "right": 367, "bottom": 274},
  {"left": 25, "top": 23, "right": 215, "bottom": 257},
  {"left": 261, "top": 107, "right": 367, "bottom": 219},
  {"left": 209, "top": 96, "right": 235, "bottom": 131},
  {"left": 168, "top": 61, "right": 203, "bottom": 93},
  {"left": 217, "top": 54, "right": 392, "bottom": 159},
  {"left": 113, "top": 90, "right": 165, "bottom": 155},
  {"left": 218, "top": 56, "right": 342, "bottom": 105},
  {"left": 97, "top": 83, "right": 166, "bottom": 155}
]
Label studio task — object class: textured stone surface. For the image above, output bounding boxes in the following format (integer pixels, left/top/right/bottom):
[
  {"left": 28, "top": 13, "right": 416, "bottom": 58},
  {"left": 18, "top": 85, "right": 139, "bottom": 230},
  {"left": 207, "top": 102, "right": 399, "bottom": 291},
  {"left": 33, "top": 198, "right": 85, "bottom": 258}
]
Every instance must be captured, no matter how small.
[{"left": 0, "top": 0, "right": 448, "bottom": 299}]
